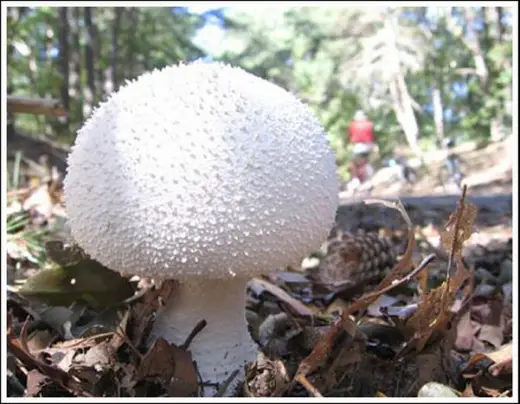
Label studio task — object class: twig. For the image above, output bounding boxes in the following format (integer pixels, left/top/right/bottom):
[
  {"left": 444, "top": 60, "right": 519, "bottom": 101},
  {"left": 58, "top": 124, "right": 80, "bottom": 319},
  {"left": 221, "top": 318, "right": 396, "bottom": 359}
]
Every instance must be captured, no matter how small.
[
  {"left": 295, "top": 374, "right": 323, "bottom": 397},
  {"left": 7, "top": 95, "right": 67, "bottom": 117},
  {"left": 344, "top": 254, "right": 436, "bottom": 316},
  {"left": 213, "top": 368, "right": 240, "bottom": 397},
  {"left": 364, "top": 198, "right": 413, "bottom": 228},
  {"left": 181, "top": 319, "right": 207, "bottom": 350},
  {"left": 416, "top": 227, "right": 449, "bottom": 260},
  {"left": 121, "top": 284, "right": 154, "bottom": 305},
  {"left": 113, "top": 328, "right": 144, "bottom": 360},
  {"left": 443, "top": 185, "right": 468, "bottom": 307}
]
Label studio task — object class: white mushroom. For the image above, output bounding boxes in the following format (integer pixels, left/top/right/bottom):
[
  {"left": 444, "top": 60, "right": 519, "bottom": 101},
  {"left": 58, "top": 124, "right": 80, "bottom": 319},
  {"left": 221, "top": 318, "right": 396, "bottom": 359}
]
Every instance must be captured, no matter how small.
[{"left": 63, "top": 61, "right": 339, "bottom": 396}]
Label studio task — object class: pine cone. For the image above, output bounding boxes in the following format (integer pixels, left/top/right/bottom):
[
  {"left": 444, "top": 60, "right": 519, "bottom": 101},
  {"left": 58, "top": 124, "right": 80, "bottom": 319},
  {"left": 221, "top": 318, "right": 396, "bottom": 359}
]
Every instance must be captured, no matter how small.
[{"left": 307, "top": 228, "right": 397, "bottom": 297}]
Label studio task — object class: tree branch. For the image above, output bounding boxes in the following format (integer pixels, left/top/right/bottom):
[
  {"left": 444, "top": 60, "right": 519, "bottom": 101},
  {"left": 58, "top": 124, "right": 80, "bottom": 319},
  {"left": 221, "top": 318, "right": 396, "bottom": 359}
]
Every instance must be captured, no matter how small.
[{"left": 7, "top": 96, "right": 67, "bottom": 117}]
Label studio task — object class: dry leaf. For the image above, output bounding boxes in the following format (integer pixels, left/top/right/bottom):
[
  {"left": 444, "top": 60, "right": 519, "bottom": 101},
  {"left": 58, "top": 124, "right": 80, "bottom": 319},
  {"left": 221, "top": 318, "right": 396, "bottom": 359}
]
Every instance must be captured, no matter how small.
[
  {"left": 52, "top": 349, "right": 76, "bottom": 372},
  {"left": 136, "top": 337, "right": 198, "bottom": 397},
  {"left": 129, "top": 280, "right": 178, "bottom": 347},
  {"left": 406, "top": 257, "right": 472, "bottom": 351},
  {"left": 7, "top": 313, "right": 93, "bottom": 397},
  {"left": 245, "top": 353, "right": 290, "bottom": 397},
  {"left": 249, "top": 277, "right": 316, "bottom": 317},
  {"left": 454, "top": 310, "right": 477, "bottom": 352},
  {"left": 488, "top": 344, "right": 513, "bottom": 376},
  {"left": 80, "top": 341, "right": 116, "bottom": 369},
  {"left": 440, "top": 201, "right": 478, "bottom": 258},
  {"left": 23, "top": 184, "right": 54, "bottom": 220},
  {"left": 25, "top": 330, "right": 55, "bottom": 355},
  {"left": 293, "top": 314, "right": 361, "bottom": 379},
  {"left": 341, "top": 199, "right": 421, "bottom": 316},
  {"left": 25, "top": 369, "right": 50, "bottom": 397}
]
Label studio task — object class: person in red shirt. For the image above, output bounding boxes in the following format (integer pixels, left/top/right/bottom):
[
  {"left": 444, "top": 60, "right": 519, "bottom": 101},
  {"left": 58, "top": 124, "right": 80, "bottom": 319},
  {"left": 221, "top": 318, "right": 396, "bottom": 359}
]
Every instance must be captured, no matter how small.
[
  {"left": 347, "top": 110, "right": 376, "bottom": 185},
  {"left": 348, "top": 110, "right": 374, "bottom": 145}
]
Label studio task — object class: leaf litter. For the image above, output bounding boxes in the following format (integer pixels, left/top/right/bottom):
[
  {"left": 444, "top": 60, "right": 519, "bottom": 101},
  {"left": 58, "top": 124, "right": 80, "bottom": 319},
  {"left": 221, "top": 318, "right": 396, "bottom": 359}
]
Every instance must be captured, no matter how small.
[{"left": 5, "top": 160, "right": 513, "bottom": 398}]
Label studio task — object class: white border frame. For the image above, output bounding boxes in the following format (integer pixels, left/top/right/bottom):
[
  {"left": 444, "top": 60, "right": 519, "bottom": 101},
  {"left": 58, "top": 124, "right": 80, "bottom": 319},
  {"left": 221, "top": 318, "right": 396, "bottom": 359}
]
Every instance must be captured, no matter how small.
[{"left": 1, "top": 1, "right": 518, "bottom": 403}]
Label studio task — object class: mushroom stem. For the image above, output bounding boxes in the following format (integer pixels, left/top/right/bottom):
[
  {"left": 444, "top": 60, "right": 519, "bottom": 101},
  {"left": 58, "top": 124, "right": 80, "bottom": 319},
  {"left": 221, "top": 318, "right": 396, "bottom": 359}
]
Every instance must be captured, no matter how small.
[{"left": 149, "top": 275, "right": 257, "bottom": 397}]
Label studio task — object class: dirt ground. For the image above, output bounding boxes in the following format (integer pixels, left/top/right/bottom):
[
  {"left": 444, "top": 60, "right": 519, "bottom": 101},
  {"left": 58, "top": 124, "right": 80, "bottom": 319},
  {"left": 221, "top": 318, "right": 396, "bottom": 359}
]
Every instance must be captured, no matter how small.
[
  {"left": 341, "top": 137, "right": 514, "bottom": 199},
  {"left": 5, "top": 135, "right": 514, "bottom": 398}
]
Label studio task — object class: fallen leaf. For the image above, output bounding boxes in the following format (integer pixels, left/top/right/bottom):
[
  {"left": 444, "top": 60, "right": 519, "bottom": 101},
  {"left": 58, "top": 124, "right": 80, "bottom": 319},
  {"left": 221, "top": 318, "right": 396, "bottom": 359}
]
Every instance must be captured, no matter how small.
[
  {"left": 39, "top": 306, "right": 77, "bottom": 337},
  {"left": 440, "top": 198, "right": 478, "bottom": 259},
  {"left": 406, "top": 256, "right": 472, "bottom": 352},
  {"left": 454, "top": 310, "right": 477, "bottom": 352},
  {"left": 25, "top": 369, "right": 50, "bottom": 397},
  {"left": 136, "top": 337, "right": 198, "bottom": 397},
  {"left": 25, "top": 330, "right": 55, "bottom": 355},
  {"left": 461, "top": 342, "right": 514, "bottom": 394},
  {"left": 342, "top": 198, "right": 420, "bottom": 316},
  {"left": 71, "top": 307, "right": 127, "bottom": 339},
  {"left": 117, "top": 363, "right": 137, "bottom": 393},
  {"left": 79, "top": 341, "right": 116, "bottom": 369},
  {"left": 6, "top": 313, "right": 93, "bottom": 397},
  {"left": 479, "top": 324, "right": 504, "bottom": 349},
  {"left": 268, "top": 271, "right": 310, "bottom": 285},
  {"left": 249, "top": 278, "right": 316, "bottom": 317},
  {"left": 245, "top": 353, "right": 290, "bottom": 397},
  {"left": 136, "top": 338, "right": 176, "bottom": 384},
  {"left": 52, "top": 349, "right": 76, "bottom": 373},
  {"left": 383, "top": 303, "right": 418, "bottom": 318},
  {"left": 16, "top": 258, "right": 135, "bottom": 310},
  {"left": 23, "top": 184, "right": 53, "bottom": 220},
  {"left": 129, "top": 280, "right": 178, "bottom": 347},
  {"left": 366, "top": 294, "right": 399, "bottom": 317},
  {"left": 166, "top": 345, "right": 199, "bottom": 397},
  {"left": 485, "top": 343, "right": 513, "bottom": 376},
  {"left": 293, "top": 313, "right": 362, "bottom": 380},
  {"left": 45, "top": 240, "right": 87, "bottom": 267}
]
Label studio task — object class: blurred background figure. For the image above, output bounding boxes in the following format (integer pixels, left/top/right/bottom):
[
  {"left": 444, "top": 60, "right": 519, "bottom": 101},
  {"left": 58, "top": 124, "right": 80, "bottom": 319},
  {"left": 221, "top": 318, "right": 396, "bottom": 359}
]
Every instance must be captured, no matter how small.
[
  {"left": 348, "top": 110, "right": 375, "bottom": 153},
  {"left": 346, "top": 110, "right": 376, "bottom": 191}
]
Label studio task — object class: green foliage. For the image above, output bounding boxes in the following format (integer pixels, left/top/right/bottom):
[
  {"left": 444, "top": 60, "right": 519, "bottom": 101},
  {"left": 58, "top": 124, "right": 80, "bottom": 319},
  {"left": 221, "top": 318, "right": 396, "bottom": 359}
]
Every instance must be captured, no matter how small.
[
  {"left": 211, "top": 6, "right": 513, "bottom": 159},
  {"left": 6, "top": 6, "right": 513, "bottom": 161},
  {"left": 7, "top": 7, "right": 204, "bottom": 141}
]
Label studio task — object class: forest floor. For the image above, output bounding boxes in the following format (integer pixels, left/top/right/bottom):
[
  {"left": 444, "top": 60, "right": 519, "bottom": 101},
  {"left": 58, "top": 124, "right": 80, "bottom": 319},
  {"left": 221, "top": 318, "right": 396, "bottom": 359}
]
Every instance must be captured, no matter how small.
[
  {"left": 5, "top": 136, "right": 514, "bottom": 398},
  {"left": 341, "top": 136, "right": 514, "bottom": 199}
]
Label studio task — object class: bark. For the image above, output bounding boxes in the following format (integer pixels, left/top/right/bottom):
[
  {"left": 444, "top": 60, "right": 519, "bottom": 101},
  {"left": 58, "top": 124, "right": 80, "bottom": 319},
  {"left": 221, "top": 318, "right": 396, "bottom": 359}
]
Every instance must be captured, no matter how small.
[
  {"left": 124, "top": 8, "right": 139, "bottom": 78},
  {"left": 58, "top": 8, "right": 70, "bottom": 118},
  {"left": 389, "top": 73, "right": 421, "bottom": 156},
  {"left": 496, "top": 7, "right": 505, "bottom": 42},
  {"left": 70, "top": 8, "right": 83, "bottom": 121},
  {"left": 463, "top": 7, "right": 489, "bottom": 93},
  {"left": 432, "top": 88, "right": 444, "bottom": 146},
  {"left": 94, "top": 9, "right": 104, "bottom": 98},
  {"left": 110, "top": 7, "right": 124, "bottom": 91},
  {"left": 385, "top": 16, "right": 421, "bottom": 156},
  {"left": 83, "top": 7, "right": 96, "bottom": 117}
]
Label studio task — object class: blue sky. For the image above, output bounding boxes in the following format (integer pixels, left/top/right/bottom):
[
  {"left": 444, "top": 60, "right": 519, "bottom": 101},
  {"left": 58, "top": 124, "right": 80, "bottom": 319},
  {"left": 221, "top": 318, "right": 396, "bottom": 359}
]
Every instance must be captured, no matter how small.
[
  {"left": 186, "top": 5, "right": 474, "bottom": 121},
  {"left": 187, "top": 6, "right": 227, "bottom": 54}
]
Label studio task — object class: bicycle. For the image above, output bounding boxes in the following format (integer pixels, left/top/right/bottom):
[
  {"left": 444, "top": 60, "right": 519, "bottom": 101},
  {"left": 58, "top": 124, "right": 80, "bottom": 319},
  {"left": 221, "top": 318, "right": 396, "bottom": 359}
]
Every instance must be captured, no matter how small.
[{"left": 438, "top": 138, "right": 465, "bottom": 192}]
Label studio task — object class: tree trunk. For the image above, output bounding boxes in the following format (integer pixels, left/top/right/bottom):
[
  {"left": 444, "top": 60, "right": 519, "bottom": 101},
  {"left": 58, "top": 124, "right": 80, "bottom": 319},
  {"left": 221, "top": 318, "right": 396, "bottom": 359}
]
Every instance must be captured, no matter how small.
[
  {"left": 464, "top": 7, "right": 489, "bottom": 93},
  {"left": 496, "top": 7, "right": 505, "bottom": 42},
  {"left": 385, "top": 15, "right": 421, "bottom": 156},
  {"left": 432, "top": 88, "right": 444, "bottom": 146},
  {"left": 58, "top": 7, "right": 70, "bottom": 125},
  {"left": 84, "top": 7, "right": 96, "bottom": 117},
  {"left": 124, "top": 8, "right": 139, "bottom": 79},
  {"left": 70, "top": 7, "right": 83, "bottom": 123},
  {"left": 109, "top": 7, "right": 123, "bottom": 93},
  {"left": 389, "top": 73, "right": 421, "bottom": 156},
  {"left": 93, "top": 9, "right": 104, "bottom": 99}
]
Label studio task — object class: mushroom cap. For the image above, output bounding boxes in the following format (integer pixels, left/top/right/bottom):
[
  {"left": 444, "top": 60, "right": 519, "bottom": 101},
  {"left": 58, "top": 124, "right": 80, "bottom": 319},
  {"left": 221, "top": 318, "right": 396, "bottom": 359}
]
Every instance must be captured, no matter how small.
[{"left": 63, "top": 61, "right": 339, "bottom": 280}]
